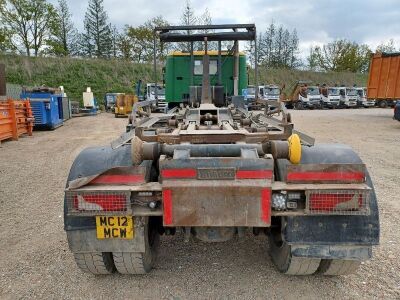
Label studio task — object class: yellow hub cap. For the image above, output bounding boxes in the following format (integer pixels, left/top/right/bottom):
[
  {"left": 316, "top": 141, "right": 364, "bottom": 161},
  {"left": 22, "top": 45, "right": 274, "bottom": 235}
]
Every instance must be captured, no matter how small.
[{"left": 288, "top": 134, "right": 301, "bottom": 164}]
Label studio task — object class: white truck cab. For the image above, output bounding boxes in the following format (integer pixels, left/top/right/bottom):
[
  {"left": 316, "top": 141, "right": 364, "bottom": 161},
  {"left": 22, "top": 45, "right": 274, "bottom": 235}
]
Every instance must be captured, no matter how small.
[
  {"left": 297, "top": 86, "right": 322, "bottom": 109},
  {"left": 339, "top": 87, "right": 358, "bottom": 108},
  {"left": 261, "top": 85, "right": 280, "bottom": 101},
  {"left": 145, "top": 83, "right": 167, "bottom": 113},
  {"left": 356, "top": 87, "right": 375, "bottom": 108},
  {"left": 321, "top": 87, "right": 341, "bottom": 108}
]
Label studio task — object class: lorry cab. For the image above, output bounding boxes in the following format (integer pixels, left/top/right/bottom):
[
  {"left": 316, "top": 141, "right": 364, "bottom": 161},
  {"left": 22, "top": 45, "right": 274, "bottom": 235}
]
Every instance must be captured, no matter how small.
[
  {"left": 145, "top": 83, "right": 167, "bottom": 113},
  {"left": 298, "top": 86, "right": 322, "bottom": 109},
  {"left": 356, "top": 87, "right": 375, "bottom": 108},
  {"left": 261, "top": 85, "right": 280, "bottom": 101},
  {"left": 242, "top": 85, "right": 258, "bottom": 109},
  {"left": 320, "top": 87, "right": 340, "bottom": 108},
  {"left": 339, "top": 87, "right": 358, "bottom": 108}
]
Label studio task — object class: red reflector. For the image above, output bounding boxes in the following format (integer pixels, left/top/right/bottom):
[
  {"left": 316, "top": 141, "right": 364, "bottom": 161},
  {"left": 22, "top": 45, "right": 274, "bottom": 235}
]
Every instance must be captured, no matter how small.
[
  {"left": 288, "top": 171, "right": 365, "bottom": 182},
  {"left": 91, "top": 174, "right": 145, "bottom": 184},
  {"left": 236, "top": 170, "right": 273, "bottom": 179},
  {"left": 309, "top": 193, "right": 362, "bottom": 211},
  {"left": 261, "top": 189, "right": 271, "bottom": 224},
  {"left": 162, "top": 169, "right": 197, "bottom": 178},
  {"left": 73, "top": 194, "right": 126, "bottom": 211},
  {"left": 163, "top": 189, "right": 173, "bottom": 225}
]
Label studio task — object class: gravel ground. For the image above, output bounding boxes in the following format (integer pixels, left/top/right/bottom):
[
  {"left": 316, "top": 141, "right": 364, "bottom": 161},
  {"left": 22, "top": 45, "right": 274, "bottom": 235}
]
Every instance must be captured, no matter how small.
[{"left": 0, "top": 108, "right": 399, "bottom": 299}]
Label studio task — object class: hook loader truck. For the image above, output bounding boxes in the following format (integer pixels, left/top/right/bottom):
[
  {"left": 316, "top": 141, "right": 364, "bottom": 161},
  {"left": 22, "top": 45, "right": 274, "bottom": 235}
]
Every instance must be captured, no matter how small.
[{"left": 64, "top": 24, "right": 379, "bottom": 276}]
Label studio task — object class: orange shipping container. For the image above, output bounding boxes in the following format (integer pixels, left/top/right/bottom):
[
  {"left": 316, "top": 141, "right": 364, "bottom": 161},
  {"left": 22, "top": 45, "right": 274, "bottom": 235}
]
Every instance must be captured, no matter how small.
[
  {"left": 367, "top": 52, "right": 400, "bottom": 106},
  {"left": 0, "top": 99, "right": 34, "bottom": 143}
]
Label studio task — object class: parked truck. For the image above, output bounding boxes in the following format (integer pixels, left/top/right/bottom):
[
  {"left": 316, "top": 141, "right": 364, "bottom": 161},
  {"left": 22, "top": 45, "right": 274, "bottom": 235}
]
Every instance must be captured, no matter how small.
[
  {"left": 355, "top": 87, "right": 375, "bottom": 108},
  {"left": 338, "top": 87, "right": 358, "bottom": 108},
  {"left": 145, "top": 83, "right": 168, "bottom": 113},
  {"left": 320, "top": 85, "right": 340, "bottom": 108},
  {"left": 261, "top": 84, "right": 281, "bottom": 101},
  {"left": 64, "top": 24, "right": 379, "bottom": 277},
  {"left": 285, "top": 81, "right": 322, "bottom": 109},
  {"left": 367, "top": 52, "right": 400, "bottom": 108}
]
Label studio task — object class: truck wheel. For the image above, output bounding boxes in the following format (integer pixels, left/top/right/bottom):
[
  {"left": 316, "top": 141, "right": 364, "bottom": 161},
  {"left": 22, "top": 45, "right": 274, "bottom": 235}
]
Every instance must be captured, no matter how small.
[
  {"left": 269, "top": 218, "right": 320, "bottom": 275},
  {"left": 73, "top": 252, "right": 115, "bottom": 275},
  {"left": 113, "top": 220, "right": 160, "bottom": 274},
  {"left": 318, "top": 259, "right": 361, "bottom": 276},
  {"left": 294, "top": 102, "right": 303, "bottom": 110},
  {"left": 378, "top": 100, "right": 387, "bottom": 108}
]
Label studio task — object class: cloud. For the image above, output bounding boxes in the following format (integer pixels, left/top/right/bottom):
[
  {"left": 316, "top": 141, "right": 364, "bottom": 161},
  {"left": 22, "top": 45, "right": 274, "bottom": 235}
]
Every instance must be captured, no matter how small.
[{"left": 50, "top": 0, "right": 400, "bottom": 56}]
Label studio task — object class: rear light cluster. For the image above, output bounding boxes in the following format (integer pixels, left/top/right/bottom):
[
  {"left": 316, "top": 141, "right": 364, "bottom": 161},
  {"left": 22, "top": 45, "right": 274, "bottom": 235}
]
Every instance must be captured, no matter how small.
[
  {"left": 66, "top": 191, "right": 130, "bottom": 214},
  {"left": 306, "top": 190, "right": 369, "bottom": 215}
]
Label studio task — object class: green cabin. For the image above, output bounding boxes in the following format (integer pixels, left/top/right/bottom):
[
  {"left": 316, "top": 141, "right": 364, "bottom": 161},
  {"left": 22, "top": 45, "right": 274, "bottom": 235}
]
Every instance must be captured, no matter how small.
[{"left": 164, "top": 51, "right": 248, "bottom": 104}]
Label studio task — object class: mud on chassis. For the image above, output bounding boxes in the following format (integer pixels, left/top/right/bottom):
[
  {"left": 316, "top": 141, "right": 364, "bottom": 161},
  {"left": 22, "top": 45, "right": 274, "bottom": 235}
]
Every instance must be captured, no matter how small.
[{"left": 64, "top": 24, "right": 379, "bottom": 276}]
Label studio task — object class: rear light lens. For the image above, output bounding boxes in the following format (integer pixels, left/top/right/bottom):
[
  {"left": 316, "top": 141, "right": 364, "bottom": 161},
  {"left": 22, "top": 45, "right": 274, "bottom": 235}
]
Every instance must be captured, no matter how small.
[
  {"left": 307, "top": 190, "right": 369, "bottom": 215},
  {"left": 69, "top": 193, "right": 128, "bottom": 212},
  {"left": 161, "top": 169, "right": 197, "bottom": 179}
]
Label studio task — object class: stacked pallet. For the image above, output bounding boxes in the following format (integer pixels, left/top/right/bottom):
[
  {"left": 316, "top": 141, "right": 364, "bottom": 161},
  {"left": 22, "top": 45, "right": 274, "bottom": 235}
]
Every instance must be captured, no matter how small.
[{"left": 0, "top": 99, "right": 34, "bottom": 143}]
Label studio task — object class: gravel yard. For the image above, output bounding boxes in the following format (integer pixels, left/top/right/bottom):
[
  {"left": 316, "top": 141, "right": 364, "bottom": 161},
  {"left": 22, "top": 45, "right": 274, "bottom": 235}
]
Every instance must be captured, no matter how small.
[{"left": 0, "top": 108, "right": 399, "bottom": 299}]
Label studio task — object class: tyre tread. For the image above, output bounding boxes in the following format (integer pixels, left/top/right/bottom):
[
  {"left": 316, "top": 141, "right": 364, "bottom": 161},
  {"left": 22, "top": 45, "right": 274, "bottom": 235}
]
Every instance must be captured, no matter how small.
[
  {"left": 73, "top": 252, "right": 115, "bottom": 275},
  {"left": 113, "top": 252, "right": 147, "bottom": 274}
]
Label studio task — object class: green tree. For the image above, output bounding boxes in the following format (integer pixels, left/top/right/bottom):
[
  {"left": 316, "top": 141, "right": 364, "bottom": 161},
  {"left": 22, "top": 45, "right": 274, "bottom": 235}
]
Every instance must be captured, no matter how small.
[
  {"left": 255, "top": 22, "right": 300, "bottom": 69},
  {"left": 308, "top": 40, "right": 371, "bottom": 73},
  {"left": 83, "top": 0, "right": 112, "bottom": 58},
  {"left": 110, "top": 24, "right": 118, "bottom": 58},
  {"left": 47, "top": 0, "right": 77, "bottom": 56},
  {"left": 0, "top": 0, "right": 56, "bottom": 56},
  {"left": 121, "top": 16, "right": 169, "bottom": 63}
]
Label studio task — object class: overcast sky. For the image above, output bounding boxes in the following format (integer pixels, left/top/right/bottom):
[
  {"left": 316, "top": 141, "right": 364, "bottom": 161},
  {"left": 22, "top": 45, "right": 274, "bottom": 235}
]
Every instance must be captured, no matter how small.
[{"left": 54, "top": 0, "right": 400, "bottom": 58}]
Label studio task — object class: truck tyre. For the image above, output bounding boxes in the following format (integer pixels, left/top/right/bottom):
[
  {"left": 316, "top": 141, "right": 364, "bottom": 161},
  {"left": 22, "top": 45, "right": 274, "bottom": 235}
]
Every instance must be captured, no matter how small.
[
  {"left": 378, "top": 100, "right": 387, "bottom": 108},
  {"left": 269, "top": 219, "right": 321, "bottom": 275},
  {"left": 294, "top": 102, "right": 303, "bottom": 110},
  {"left": 113, "top": 220, "right": 160, "bottom": 274},
  {"left": 73, "top": 252, "right": 115, "bottom": 275},
  {"left": 318, "top": 259, "right": 361, "bottom": 276}
]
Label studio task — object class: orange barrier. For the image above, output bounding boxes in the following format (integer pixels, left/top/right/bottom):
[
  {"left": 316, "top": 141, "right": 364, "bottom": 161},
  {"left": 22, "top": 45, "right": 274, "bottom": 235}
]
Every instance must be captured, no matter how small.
[{"left": 0, "top": 99, "right": 34, "bottom": 143}]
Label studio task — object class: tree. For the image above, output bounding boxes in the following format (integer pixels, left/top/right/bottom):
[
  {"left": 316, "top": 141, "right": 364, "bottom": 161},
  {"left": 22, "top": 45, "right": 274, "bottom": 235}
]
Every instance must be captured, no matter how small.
[
  {"left": 0, "top": 0, "right": 56, "bottom": 56},
  {"left": 0, "top": 0, "right": 15, "bottom": 52},
  {"left": 110, "top": 24, "right": 118, "bottom": 58},
  {"left": 77, "top": 19, "right": 95, "bottom": 57},
  {"left": 179, "top": 0, "right": 197, "bottom": 52},
  {"left": 288, "top": 29, "right": 300, "bottom": 68},
  {"left": 197, "top": 7, "right": 217, "bottom": 50},
  {"left": 84, "top": 0, "right": 112, "bottom": 58},
  {"left": 376, "top": 39, "right": 396, "bottom": 53},
  {"left": 47, "top": 0, "right": 77, "bottom": 56},
  {"left": 120, "top": 16, "right": 169, "bottom": 63},
  {"left": 254, "top": 21, "right": 300, "bottom": 69},
  {"left": 307, "top": 46, "right": 319, "bottom": 70},
  {"left": 308, "top": 40, "right": 371, "bottom": 73}
]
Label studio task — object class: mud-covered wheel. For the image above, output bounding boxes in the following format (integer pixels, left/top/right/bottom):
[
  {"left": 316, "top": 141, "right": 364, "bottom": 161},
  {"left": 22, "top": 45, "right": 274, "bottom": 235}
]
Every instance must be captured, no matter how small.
[
  {"left": 294, "top": 102, "right": 303, "bottom": 110},
  {"left": 113, "top": 219, "right": 160, "bottom": 274},
  {"left": 318, "top": 259, "right": 361, "bottom": 276},
  {"left": 269, "top": 218, "right": 320, "bottom": 275},
  {"left": 73, "top": 252, "right": 115, "bottom": 275},
  {"left": 378, "top": 100, "right": 387, "bottom": 108}
]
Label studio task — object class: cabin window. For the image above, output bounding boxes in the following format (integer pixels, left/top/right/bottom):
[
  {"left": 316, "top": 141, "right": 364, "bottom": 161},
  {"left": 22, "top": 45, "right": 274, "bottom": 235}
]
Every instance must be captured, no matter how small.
[{"left": 194, "top": 60, "right": 218, "bottom": 75}]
